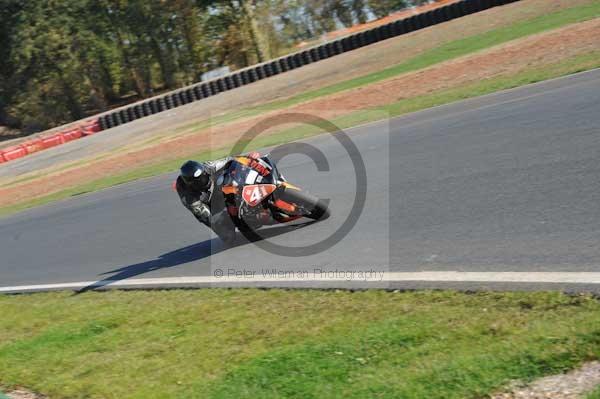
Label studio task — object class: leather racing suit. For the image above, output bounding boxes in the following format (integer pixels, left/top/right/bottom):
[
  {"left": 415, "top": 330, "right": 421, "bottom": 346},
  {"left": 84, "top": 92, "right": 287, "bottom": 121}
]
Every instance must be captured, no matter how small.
[{"left": 175, "top": 157, "right": 237, "bottom": 243}]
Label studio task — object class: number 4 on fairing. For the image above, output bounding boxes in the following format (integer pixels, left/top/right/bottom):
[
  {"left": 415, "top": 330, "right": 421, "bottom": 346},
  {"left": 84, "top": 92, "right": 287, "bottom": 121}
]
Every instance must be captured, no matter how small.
[{"left": 242, "top": 184, "right": 276, "bottom": 207}]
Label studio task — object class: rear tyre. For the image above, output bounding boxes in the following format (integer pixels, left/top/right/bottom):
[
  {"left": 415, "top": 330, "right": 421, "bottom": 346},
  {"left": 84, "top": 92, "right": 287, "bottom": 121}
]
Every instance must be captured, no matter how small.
[{"left": 278, "top": 189, "right": 330, "bottom": 221}]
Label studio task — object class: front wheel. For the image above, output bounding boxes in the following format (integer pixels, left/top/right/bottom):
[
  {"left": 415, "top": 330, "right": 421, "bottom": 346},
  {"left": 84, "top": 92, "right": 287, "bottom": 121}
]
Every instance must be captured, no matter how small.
[{"left": 277, "top": 188, "right": 330, "bottom": 221}]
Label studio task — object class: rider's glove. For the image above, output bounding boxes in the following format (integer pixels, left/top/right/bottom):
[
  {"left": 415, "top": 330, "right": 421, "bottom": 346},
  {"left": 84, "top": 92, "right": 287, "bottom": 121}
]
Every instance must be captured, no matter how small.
[{"left": 190, "top": 201, "right": 211, "bottom": 223}]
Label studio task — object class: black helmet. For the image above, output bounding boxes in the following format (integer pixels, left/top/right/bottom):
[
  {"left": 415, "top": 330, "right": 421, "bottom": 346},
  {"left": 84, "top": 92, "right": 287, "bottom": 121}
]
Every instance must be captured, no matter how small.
[{"left": 180, "top": 160, "right": 210, "bottom": 191}]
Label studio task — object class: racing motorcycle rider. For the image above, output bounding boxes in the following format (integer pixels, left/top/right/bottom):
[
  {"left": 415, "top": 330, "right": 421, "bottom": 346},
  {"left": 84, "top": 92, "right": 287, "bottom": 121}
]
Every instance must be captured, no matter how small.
[{"left": 175, "top": 152, "right": 262, "bottom": 244}]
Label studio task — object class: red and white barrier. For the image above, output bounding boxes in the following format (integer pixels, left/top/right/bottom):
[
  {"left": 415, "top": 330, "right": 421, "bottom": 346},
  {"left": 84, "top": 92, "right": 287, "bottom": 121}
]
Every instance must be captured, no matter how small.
[
  {"left": 0, "top": 118, "right": 100, "bottom": 164},
  {"left": 1, "top": 146, "right": 28, "bottom": 161}
]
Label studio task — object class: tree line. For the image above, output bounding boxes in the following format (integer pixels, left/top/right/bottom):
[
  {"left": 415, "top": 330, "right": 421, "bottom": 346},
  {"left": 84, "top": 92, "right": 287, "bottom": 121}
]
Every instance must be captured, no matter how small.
[{"left": 0, "top": 0, "right": 426, "bottom": 133}]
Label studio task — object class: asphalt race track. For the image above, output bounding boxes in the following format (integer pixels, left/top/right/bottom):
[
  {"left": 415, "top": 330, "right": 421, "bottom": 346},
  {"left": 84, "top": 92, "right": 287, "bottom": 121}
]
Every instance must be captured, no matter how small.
[{"left": 1, "top": 69, "right": 600, "bottom": 293}]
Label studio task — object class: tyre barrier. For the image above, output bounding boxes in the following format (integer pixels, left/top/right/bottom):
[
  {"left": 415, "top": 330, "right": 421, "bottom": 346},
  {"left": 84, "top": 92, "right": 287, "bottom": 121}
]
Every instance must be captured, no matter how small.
[
  {"left": 165, "top": 95, "right": 174, "bottom": 109},
  {"left": 270, "top": 61, "right": 281, "bottom": 75},
  {"left": 407, "top": 15, "right": 418, "bottom": 32},
  {"left": 107, "top": 114, "right": 116, "bottom": 127},
  {"left": 174, "top": 92, "right": 184, "bottom": 106},
  {"left": 271, "top": 61, "right": 280, "bottom": 75},
  {"left": 117, "top": 109, "right": 128, "bottom": 123},
  {"left": 448, "top": 2, "right": 460, "bottom": 19},
  {"left": 178, "top": 90, "right": 189, "bottom": 105},
  {"left": 200, "top": 83, "right": 211, "bottom": 97},
  {"left": 238, "top": 70, "right": 248, "bottom": 85},
  {"left": 291, "top": 53, "right": 302, "bottom": 69},
  {"left": 133, "top": 104, "right": 143, "bottom": 119},
  {"left": 277, "top": 58, "right": 288, "bottom": 72},
  {"left": 299, "top": 52, "right": 308, "bottom": 67},
  {"left": 318, "top": 44, "right": 329, "bottom": 59},
  {"left": 142, "top": 101, "right": 152, "bottom": 117},
  {"left": 213, "top": 79, "right": 222, "bottom": 93},
  {"left": 396, "top": 19, "right": 406, "bottom": 35},
  {"left": 251, "top": 68, "right": 260, "bottom": 82},
  {"left": 193, "top": 84, "right": 204, "bottom": 99},
  {"left": 218, "top": 78, "right": 227, "bottom": 92},
  {"left": 232, "top": 73, "right": 242, "bottom": 88},
  {"left": 0, "top": 0, "right": 520, "bottom": 165},
  {"left": 157, "top": 97, "right": 166, "bottom": 112},
  {"left": 126, "top": 107, "right": 136, "bottom": 122},
  {"left": 255, "top": 66, "right": 265, "bottom": 80},
  {"left": 356, "top": 31, "right": 366, "bottom": 47},
  {"left": 185, "top": 88, "right": 195, "bottom": 102},
  {"left": 172, "top": 92, "right": 182, "bottom": 107},
  {"left": 224, "top": 76, "right": 233, "bottom": 90},
  {"left": 309, "top": 48, "right": 319, "bottom": 62},
  {"left": 109, "top": 113, "right": 117, "bottom": 127},
  {"left": 208, "top": 80, "right": 218, "bottom": 95},
  {"left": 113, "top": 111, "right": 123, "bottom": 125},
  {"left": 99, "top": 114, "right": 110, "bottom": 130},
  {"left": 164, "top": 96, "right": 172, "bottom": 109},
  {"left": 261, "top": 63, "right": 272, "bottom": 78}
]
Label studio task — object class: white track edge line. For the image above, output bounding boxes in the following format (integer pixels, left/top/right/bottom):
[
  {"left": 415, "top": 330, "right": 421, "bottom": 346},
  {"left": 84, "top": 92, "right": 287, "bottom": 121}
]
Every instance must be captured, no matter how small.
[{"left": 2, "top": 272, "right": 600, "bottom": 292}]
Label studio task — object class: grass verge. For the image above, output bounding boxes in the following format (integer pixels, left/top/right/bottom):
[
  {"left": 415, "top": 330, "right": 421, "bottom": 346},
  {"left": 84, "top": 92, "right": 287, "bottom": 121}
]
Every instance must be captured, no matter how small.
[
  {"left": 1, "top": 49, "right": 599, "bottom": 218},
  {"left": 589, "top": 386, "right": 600, "bottom": 399},
  {"left": 0, "top": 290, "right": 599, "bottom": 398}
]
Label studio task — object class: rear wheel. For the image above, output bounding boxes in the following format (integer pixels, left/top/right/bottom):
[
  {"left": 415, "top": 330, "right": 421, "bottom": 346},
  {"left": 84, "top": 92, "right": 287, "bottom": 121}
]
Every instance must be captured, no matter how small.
[{"left": 277, "top": 188, "right": 330, "bottom": 221}]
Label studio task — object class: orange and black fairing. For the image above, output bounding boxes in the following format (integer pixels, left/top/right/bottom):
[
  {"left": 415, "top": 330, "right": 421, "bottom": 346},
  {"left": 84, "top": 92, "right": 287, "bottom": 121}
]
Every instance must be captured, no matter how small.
[
  {"left": 273, "top": 199, "right": 296, "bottom": 213},
  {"left": 222, "top": 185, "right": 238, "bottom": 195}
]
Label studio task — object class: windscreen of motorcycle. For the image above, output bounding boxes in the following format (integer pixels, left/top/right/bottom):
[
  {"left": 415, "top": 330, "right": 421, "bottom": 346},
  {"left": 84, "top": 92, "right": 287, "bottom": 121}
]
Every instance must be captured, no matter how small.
[{"left": 227, "top": 158, "right": 277, "bottom": 186}]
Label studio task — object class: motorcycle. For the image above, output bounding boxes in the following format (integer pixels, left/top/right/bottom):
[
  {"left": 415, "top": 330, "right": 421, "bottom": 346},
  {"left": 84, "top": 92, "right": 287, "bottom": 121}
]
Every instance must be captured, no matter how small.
[{"left": 218, "top": 154, "right": 329, "bottom": 234}]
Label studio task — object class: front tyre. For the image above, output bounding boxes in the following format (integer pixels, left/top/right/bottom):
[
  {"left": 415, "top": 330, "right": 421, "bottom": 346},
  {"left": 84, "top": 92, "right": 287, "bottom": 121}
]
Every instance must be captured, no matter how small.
[{"left": 278, "top": 188, "right": 330, "bottom": 221}]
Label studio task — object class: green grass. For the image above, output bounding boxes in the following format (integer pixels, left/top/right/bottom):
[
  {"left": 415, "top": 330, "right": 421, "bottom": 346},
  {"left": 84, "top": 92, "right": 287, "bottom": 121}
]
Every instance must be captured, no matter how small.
[
  {"left": 589, "top": 386, "right": 600, "bottom": 399},
  {"left": 2, "top": 2, "right": 600, "bottom": 217},
  {"left": 0, "top": 290, "right": 600, "bottom": 398}
]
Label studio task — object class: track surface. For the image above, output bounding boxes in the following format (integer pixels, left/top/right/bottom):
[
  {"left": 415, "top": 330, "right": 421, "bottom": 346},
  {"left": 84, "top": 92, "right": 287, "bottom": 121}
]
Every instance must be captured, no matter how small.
[{"left": 1, "top": 70, "right": 599, "bottom": 292}]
